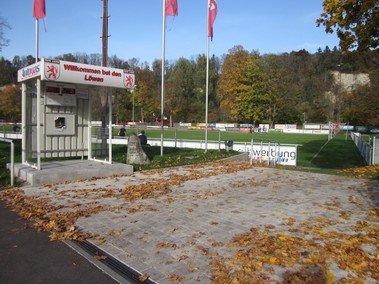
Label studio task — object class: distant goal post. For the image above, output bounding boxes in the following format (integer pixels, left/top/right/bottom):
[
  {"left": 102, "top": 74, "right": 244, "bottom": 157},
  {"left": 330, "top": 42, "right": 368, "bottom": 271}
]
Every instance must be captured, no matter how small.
[{"left": 328, "top": 122, "right": 347, "bottom": 141}]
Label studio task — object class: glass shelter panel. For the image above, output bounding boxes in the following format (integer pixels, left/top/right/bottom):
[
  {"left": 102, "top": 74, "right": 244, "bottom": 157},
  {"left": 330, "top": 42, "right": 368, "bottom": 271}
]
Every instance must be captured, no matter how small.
[
  {"left": 24, "top": 83, "right": 38, "bottom": 166},
  {"left": 91, "top": 125, "right": 110, "bottom": 161},
  {"left": 90, "top": 87, "right": 110, "bottom": 162}
]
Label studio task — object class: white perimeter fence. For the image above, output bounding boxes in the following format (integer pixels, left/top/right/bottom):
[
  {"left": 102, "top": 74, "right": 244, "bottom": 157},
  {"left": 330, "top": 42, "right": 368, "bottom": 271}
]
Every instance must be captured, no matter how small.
[{"left": 351, "top": 132, "right": 379, "bottom": 165}]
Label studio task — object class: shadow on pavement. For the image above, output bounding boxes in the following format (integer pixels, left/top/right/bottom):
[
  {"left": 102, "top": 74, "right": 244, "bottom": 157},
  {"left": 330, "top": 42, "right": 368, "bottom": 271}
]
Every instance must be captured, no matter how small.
[{"left": 0, "top": 200, "right": 117, "bottom": 284}]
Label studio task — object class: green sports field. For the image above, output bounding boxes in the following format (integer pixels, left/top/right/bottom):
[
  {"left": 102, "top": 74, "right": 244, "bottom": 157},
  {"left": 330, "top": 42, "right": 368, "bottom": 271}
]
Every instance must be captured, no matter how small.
[
  {"left": 0, "top": 128, "right": 368, "bottom": 186},
  {"left": 121, "top": 128, "right": 366, "bottom": 169}
]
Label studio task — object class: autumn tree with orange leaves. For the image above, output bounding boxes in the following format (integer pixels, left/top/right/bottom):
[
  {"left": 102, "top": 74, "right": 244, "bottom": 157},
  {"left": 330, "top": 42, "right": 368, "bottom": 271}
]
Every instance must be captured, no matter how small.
[
  {"left": 217, "top": 45, "right": 275, "bottom": 125},
  {"left": 0, "top": 85, "right": 21, "bottom": 122},
  {"left": 317, "top": 0, "right": 379, "bottom": 52}
]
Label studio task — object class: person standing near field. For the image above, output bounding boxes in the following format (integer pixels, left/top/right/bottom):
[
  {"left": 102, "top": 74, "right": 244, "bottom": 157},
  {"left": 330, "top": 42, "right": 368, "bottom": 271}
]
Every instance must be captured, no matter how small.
[
  {"left": 138, "top": 130, "right": 148, "bottom": 145},
  {"left": 119, "top": 125, "right": 126, "bottom": 138}
]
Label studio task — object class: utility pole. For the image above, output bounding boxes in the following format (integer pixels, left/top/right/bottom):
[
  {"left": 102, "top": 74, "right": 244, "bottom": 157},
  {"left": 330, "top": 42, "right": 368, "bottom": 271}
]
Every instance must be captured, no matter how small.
[
  {"left": 102, "top": 0, "right": 108, "bottom": 67},
  {"left": 100, "top": 0, "right": 110, "bottom": 157}
]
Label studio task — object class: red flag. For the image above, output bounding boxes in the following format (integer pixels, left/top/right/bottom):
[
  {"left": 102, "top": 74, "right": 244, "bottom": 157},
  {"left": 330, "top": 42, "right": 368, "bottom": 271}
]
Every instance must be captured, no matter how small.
[
  {"left": 208, "top": 0, "right": 217, "bottom": 40},
  {"left": 33, "top": 0, "right": 46, "bottom": 19},
  {"left": 165, "top": 0, "right": 178, "bottom": 16}
]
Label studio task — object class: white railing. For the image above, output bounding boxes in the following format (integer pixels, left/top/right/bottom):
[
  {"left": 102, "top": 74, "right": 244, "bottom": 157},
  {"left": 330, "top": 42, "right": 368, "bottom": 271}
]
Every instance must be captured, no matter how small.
[
  {"left": 0, "top": 132, "right": 22, "bottom": 140},
  {"left": 350, "top": 132, "right": 377, "bottom": 165}
]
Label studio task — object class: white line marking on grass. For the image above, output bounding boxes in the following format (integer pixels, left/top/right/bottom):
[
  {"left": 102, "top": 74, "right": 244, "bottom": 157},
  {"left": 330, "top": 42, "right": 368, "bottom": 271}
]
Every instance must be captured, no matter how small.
[{"left": 310, "top": 139, "right": 331, "bottom": 163}]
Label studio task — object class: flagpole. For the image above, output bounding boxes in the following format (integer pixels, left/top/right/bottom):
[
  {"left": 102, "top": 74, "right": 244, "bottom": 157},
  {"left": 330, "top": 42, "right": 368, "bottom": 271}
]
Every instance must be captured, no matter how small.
[
  {"left": 205, "top": 30, "right": 210, "bottom": 153},
  {"left": 206, "top": 0, "right": 217, "bottom": 153},
  {"left": 160, "top": 0, "right": 166, "bottom": 157},
  {"left": 35, "top": 18, "right": 39, "bottom": 62},
  {"left": 35, "top": 16, "right": 41, "bottom": 169}
]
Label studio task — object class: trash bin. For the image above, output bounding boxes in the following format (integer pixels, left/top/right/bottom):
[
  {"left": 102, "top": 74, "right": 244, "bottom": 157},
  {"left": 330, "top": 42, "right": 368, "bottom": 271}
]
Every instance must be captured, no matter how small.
[{"left": 224, "top": 140, "right": 233, "bottom": 152}]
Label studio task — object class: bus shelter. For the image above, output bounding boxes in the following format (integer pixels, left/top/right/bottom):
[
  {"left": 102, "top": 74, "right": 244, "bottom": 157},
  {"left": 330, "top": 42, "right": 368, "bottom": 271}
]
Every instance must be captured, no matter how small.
[{"left": 18, "top": 58, "right": 135, "bottom": 170}]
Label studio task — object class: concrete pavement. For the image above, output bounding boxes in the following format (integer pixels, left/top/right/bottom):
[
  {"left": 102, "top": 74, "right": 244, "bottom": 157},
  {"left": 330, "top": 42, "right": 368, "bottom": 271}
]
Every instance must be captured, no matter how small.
[
  {"left": 0, "top": 199, "right": 118, "bottom": 284},
  {"left": 2, "top": 160, "right": 379, "bottom": 283}
]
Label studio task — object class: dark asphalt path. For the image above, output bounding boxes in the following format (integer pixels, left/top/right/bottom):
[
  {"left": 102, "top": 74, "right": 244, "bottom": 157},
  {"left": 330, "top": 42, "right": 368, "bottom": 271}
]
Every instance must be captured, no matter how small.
[{"left": 0, "top": 200, "right": 118, "bottom": 284}]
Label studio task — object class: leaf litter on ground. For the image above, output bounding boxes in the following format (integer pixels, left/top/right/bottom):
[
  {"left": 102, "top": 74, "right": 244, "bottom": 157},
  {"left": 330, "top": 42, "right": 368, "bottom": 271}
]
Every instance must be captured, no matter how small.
[{"left": 1, "top": 160, "right": 379, "bottom": 283}]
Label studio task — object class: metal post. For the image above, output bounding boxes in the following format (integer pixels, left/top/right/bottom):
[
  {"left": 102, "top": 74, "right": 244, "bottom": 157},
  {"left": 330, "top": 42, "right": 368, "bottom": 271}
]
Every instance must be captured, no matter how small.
[
  {"left": 174, "top": 128, "right": 177, "bottom": 148},
  {"left": 35, "top": 19, "right": 39, "bottom": 62},
  {"left": 268, "top": 141, "right": 271, "bottom": 166},
  {"left": 373, "top": 137, "right": 377, "bottom": 165},
  {"left": 108, "top": 94, "right": 112, "bottom": 163},
  {"left": 218, "top": 130, "right": 221, "bottom": 151},
  {"left": 36, "top": 79, "right": 41, "bottom": 170},
  {"left": 21, "top": 83, "right": 26, "bottom": 164},
  {"left": 88, "top": 88, "right": 92, "bottom": 160},
  {"left": 132, "top": 88, "right": 135, "bottom": 122},
  {"left": 10, "top": 140, "right": 14, "bottom": 186},
  {"left": 205, "top": 36, "right": 210, "bottom": 153},
  {"left": 250, "top": 138, "right": 254, "bottom": 165},
  {"left": 303, "top": 112, "right": 306, "bottom": 133},
  {"left": 273, "top": 142, "right": 278, "bottom": 166},
  {"left": 160, "top": 0, "right": 166, "bottom": 157}
]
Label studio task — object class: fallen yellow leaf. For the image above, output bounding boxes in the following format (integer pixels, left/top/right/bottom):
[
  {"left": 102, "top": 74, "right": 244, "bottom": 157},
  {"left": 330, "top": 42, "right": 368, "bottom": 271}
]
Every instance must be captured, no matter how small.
[
  {"left": 139, "top": 273, "right": 149, "bottom": 282},
  {"left": 269, "top": 256, "right": 277, "bottom": 264}
]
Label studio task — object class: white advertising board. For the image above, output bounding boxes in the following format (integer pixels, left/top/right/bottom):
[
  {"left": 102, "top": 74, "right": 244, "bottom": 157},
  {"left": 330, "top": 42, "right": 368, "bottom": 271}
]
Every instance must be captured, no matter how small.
[
  {"left": 275, "top": 124, "right": 297, "bottom": 130},
  {"left": 248, "top": 144, "right": 297, "bottom": 166},
  {"left": 41, "top": 59, "right": 135, "bottom": 88},
  {"left": 305, "top": 124, "right": 321, "bottom": 129},
  {"left": 230, "top": 143, "right": 297, "bottom": 166},
  {"left": 17, "top": 61, "right": 42, "bottom": 82}
]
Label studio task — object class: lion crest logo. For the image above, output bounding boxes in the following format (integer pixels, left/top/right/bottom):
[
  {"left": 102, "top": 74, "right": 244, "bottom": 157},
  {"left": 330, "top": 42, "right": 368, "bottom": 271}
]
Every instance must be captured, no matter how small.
[
  {"left": 124, "top": 73, "right": 135, "bottom": 88},
  {"left": 44, "top": 60, "right": 60, "bottom": 80}
]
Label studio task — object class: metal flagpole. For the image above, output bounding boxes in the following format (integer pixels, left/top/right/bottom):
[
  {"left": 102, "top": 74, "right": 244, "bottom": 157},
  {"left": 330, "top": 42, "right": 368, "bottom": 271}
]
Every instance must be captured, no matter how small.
[
  {"left": 35, "top": 17, "right": 41, "bottom": 169},
  {"left": 206, "top": 0, "right": 217, "bottom": 153},
  {"left": 36, "top": 77, "right": 41, "bottom": 170},
  {"left": 160, "top": 0, "right": 166, "bottom": 157},
  {"left": 35, "top": 19, "right": 39, "bottom": 62},
  {"left": 21, "top": 84, "right": 26, "bottom": 164},
  {"left": 205, "top": 31, "right": 210, "bottom": 153}
]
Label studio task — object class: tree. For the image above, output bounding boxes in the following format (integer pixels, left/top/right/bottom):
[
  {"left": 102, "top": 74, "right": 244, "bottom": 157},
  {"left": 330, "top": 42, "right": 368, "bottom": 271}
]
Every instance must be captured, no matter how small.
[
  {"left": 0, "top": 85, "right": 21, "bottom": 122},
  {"left": 217, "top": 45, "right": 250, "bottom": 121},
  {"left": 345, "top": 69, "right": 379, "bottom": 126},
  {"left": 0, "top": 57, "right": 15, "bottom": 85},
  {"left": 317, "top": 0, "right": 379, "bottom": 52},
  {"left": 113, "top": 88, "right": 131, "bottom": 124},
  {"left": 207, "top": 55, "right": 222, "bottom": 122},
  {"left": 236, "top": 53, "right": 274, "bottom": 125},
  {"left": 218, "top": 46, "right": 274, "bottom": 125},
  {"left": 56, "top": 53, "right": 77, "bottom": 62},
  {"left": 130, "top": 63, "right": 161, "bottom": 123},
  {"left": 191, "top": 55, "right": 207, "bottom": 122},
  {"left": 166, "top": 57, "right": 195, "bottom": 122},
  {"left": 260, "top": 54, "right": 299, "bottom": 126},
  {"left": 0, "top": 17, "right": 10, "bottom": 53}
]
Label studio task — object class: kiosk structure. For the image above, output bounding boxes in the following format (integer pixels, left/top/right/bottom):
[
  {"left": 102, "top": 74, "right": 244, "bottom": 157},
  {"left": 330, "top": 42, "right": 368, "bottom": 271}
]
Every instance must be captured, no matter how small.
[{"left": 16, "top": 58, "right": 135, "bottom": 185}]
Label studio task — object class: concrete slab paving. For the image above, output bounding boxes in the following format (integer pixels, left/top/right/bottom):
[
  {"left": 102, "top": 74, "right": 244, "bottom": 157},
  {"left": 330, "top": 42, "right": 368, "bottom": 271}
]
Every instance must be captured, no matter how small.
[
  {"left": 13, "top": 160, "right": 133, "bottom": 186},
  {"left": 7, "top": 161, "right": 379, "bottom": 283}
]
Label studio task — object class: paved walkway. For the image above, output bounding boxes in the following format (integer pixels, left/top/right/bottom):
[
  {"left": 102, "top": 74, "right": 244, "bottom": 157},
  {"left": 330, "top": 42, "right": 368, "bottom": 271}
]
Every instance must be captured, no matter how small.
[
  {"left": 0, "top": 199, "right": 118, "bottom": 284},
  {"left": 2, "top": 160, "right": 379, "bottom": 283}
]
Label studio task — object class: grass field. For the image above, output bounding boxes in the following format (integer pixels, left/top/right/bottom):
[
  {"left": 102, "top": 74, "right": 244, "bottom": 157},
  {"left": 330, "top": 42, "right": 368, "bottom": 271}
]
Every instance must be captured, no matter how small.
[
  {"left": 122, "top": 128, "right": 366, "bottom": 169},
  {"left": 0, "top": 129, "right": 370, "bottom": 186}
]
